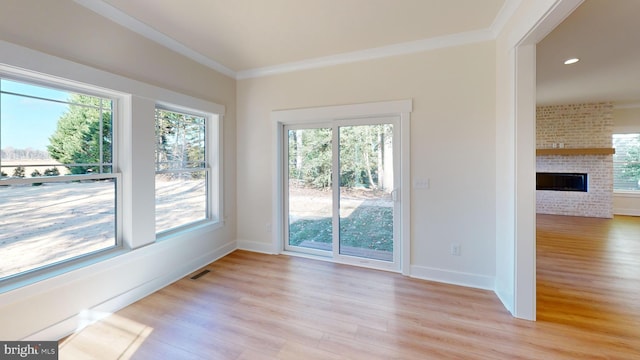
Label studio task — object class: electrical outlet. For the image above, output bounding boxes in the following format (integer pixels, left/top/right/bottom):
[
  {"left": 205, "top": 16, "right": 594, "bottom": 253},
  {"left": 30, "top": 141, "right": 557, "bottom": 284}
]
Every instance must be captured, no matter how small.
[
  {"left": 450, "top": 243, "right": 461, "bottom": 256},
  {"left": 414, "top": 178, "right": 430, "bottom": 189}
]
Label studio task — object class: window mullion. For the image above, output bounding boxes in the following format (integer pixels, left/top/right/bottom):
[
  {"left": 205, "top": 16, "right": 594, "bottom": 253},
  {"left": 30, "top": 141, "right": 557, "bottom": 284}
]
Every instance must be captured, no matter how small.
[{"left": 99, "top": 99, "right": 104, "bottom": 174}]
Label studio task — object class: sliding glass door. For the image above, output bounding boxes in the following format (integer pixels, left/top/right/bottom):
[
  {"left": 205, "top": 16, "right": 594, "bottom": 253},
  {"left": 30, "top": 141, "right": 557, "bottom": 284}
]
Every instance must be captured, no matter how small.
[
  {"left": 286, "top": 127, "right": 333, "bottom": 255},
  {"left": 285, "top": 117, "right": 400, "bottom": 271},
  {"left": 338, "top": 123, "right": 395, "bottom": 262}
]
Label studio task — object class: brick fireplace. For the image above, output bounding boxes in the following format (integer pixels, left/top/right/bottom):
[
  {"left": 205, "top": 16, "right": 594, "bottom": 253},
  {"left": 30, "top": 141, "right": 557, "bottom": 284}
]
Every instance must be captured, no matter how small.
[{"left": 536, "top": 102, "right": 613, "bottom": 218}]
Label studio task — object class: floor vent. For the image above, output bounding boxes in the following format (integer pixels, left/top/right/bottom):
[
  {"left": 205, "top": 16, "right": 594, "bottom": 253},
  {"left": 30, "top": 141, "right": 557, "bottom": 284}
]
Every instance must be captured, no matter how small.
[{"left": 190, "top": 269, "right": 210, "bottom": 280}]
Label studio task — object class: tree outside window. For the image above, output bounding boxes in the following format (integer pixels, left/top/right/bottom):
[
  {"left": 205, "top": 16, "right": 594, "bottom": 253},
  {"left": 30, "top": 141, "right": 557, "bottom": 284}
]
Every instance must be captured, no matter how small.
[{"left": 613, "top": 133, "right": 640, "bottom": 191}]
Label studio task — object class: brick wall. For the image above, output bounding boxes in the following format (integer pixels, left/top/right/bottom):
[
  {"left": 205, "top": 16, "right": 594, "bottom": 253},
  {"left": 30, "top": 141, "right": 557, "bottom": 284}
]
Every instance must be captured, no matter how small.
[{"left": 536, "top": 102, "right": 613, "bottom": 218}]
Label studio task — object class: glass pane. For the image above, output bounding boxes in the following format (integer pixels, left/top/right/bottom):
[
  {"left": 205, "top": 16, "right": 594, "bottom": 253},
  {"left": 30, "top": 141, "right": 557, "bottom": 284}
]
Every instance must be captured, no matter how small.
[
  {"left": 155, "top": 109, "right": 206, "bottom": 171},
  {"left": 1, "top": 80, "right": 113, "bottom": 175},
  {"left": 1, "top": 78, "right": 71, "bottom": 102},
  {"left": 339, "top": 124, "right": 394, "bottom": 261},
  {"left": 613, "top": 133, "right": 640, "bottom": 190},
  {"left": 287, "top": 128, "right": 333, "bottom": 251},
  {"left": 155, "top": 171, "right": 207, "bottom": 233},
  {"left": 0, "top": 179, "right": 117, "bottom": 279}
]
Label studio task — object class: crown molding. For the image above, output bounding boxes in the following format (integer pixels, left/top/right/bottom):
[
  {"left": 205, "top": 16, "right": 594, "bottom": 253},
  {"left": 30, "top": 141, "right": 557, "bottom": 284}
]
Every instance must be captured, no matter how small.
[
  {"left": 237, "top": 29, "right": 494, "bottom": 79},
  {"left": 73, "top": 0, "right": 236, "bottom": 78},
  {"left": 490, "top": 0, "right": 524, "bottom": 36},
  {"left": 75, "top": 0, "right": 514, "bottom": 80}
]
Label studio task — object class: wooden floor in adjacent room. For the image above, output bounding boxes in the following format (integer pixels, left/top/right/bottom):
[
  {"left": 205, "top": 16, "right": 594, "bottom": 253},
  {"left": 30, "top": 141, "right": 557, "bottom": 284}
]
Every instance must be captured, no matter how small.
[
  {"left": 60, "top": 215, "right": 640, "bottom": 359},
  {"left": 536, "top": 214, "right": 640, "bottom": 351}
]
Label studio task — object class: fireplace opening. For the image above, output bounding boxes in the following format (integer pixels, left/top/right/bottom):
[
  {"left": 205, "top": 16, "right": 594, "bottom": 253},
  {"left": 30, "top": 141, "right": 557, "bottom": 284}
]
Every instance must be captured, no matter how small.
[{"left": 536, "top": 172, "right": 588, "bottom": 192}]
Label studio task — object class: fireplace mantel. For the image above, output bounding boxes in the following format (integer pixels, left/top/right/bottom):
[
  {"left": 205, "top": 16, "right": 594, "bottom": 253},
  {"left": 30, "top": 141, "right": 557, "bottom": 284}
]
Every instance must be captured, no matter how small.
[{"left": 536, "top": 148, "right": 615, "bottom": 156}]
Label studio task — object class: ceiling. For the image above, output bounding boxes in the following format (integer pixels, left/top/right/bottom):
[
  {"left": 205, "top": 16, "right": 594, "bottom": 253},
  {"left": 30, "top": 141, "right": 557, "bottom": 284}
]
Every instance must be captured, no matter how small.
[
  {"left": 74, "top": 0, "right": 639, "bottom": 106},
  {"left": 537, "top": 0, "right": 640, "bottom": 106},
  {"left": 76, "top": 0, "right": 510, "bottom": 77}
]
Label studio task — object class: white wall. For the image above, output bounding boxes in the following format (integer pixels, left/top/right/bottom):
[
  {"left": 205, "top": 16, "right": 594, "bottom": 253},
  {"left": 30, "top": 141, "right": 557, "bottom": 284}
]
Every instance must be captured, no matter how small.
[
  {"left": 0, "top": 1, "right": 237, "bottom": 340},
  {"left": 613, "top": 107, "right": 640, "bottom": 134},
  {"left": 237, "top": 42, "right": 497, "bottom": 289}
]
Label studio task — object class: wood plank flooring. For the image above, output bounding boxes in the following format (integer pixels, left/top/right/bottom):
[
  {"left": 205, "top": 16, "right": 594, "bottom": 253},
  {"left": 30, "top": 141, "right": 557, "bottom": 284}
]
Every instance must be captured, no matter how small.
[
  {"left": 60, "top": 215, "right": 640, "bottom": 359},
  {"left": 536, "top": 214, "right": 640, "bottom": 348}
]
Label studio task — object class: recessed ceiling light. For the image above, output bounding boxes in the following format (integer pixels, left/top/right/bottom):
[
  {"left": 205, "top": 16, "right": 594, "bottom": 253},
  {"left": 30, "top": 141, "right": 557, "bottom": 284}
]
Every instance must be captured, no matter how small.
[{"left": 564, "top": 58, "right": 580, "bottom": 65}]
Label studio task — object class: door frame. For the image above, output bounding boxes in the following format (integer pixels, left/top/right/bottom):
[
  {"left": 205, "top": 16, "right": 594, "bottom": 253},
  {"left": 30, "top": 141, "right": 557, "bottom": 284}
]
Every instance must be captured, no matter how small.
[
  {"left": 272, "top": 100, "right": 412, "bottom": 274},
  {"left": 505, "top": 0, "right": 584, "bottom": 319}
]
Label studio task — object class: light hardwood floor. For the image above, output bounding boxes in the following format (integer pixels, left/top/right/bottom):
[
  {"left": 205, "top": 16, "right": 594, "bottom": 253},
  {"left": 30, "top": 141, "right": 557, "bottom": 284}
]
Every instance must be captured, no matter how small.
[
  {"left": 536, "top": 214, "right": 640, "bottom": 350},
  {"left": 60, "top": 215, "right": 640, "bottom": 359}
]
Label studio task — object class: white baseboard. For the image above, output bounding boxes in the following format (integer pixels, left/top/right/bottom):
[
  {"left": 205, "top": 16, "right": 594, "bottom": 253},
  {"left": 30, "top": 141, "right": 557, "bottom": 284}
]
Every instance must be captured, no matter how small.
[
  {"left": 236, "top": 239, "right": 277, "bottom": 254},
  {"left": 494, "top": 288, "right": 515, "bottom": 316},
  {"left": 410, "top": 265, "right": 495, "bottom": 291},
  {"left": 613, "top": 192, "right": 640, "bottom": 216},
  {"left": 613, "top": 208, "right": 640, "bottom": 216},
  {"left": 239, "top": 245, "right": 496, "bottom": 291},
  {"left": 24, "top": 241, "right": 236, "bottom": 341}
]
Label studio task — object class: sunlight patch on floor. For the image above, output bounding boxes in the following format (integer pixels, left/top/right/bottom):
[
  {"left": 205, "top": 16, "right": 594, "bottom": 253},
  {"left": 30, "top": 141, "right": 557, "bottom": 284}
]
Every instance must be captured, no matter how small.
[{"left": 60, "top": 312, "right": 153, "bottom": 359}]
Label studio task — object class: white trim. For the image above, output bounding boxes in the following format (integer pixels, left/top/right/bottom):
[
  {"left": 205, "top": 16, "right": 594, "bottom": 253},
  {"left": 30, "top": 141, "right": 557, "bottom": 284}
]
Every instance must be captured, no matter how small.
[
  {"left": 514, "top": 44, "right": 537, "bottom": 321},
  {"left": 613, "top": 191, "right": 640, "bottom": 197},
  {"left": 272, "top": 120, "right": 285, "bottom": 255},
  {"left": 490, "top": 0, "right": 525, "bottom": 36},
  {"left": 237, "top": 30, "right": 493, "bottom": 79},
  {"left": 614, "top": 102, "right": 640, "bottom": 109},
  {"left": 280, "top": 250, "right": 334, "bottom": 263},
  {"left": 613, "top": 192, "right": 640, "bottom": 216},
  {"left": 272, "top": 100, "right": 412, "bottom": 124},
  {"left": 215, "top": 115, "right": 224, "bottom": 226},
  {"left": 614, "top": 125, "right": 640, "bottom": 134},
  {"left": 400, "top": 111, "right": 411, "bottom": 275},
  {"left": 510, "top": 0, "right": 584, "bottom": 321},
  {"left": 73, "top": 0, "right": 235, "bottom": 78},
  {"left": 0, "top": 173, "right": 118, "bottom": 186},
  {"left": 237, "top": 239, "right": 278, "bottom": 254},
  {"left": 410, "top": 265, "right": 495, "bottom": 291},
  {"left": 613, "top": 208, "right": 640, "bottom": 217}
]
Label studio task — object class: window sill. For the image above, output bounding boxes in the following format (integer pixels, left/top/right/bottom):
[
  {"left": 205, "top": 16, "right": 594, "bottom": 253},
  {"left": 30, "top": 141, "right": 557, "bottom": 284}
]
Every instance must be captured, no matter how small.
[
  {"left": 156, "top": 219, "right": 225, "bottom": 242},
  {"left": 613, "top": 191, "right": 640, "bottom": 197}
]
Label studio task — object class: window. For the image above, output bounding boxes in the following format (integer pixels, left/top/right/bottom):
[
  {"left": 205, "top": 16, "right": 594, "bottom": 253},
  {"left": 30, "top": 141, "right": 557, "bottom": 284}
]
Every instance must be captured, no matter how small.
[
  {"left": 155, "top": 107, "right": 210, "bottom": 233},
  {"left": 0, "top": 76, "right": 120, "bottom": 280},
  {"left": 613, "top": 133, "right": 640, "bottom": 191}
]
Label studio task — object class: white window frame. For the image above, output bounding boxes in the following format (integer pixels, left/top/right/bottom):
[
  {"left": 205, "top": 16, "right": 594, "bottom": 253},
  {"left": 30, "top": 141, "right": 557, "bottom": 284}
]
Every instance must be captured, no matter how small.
[
  {"left": 613, "top": 133, "right": 640, "bottom": 193},
  {"left": 154, "top": 102, "right": 221, "bottom": 237},
  {"left": 0, "top": 67, "right": 125, "bottom": 281}
]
